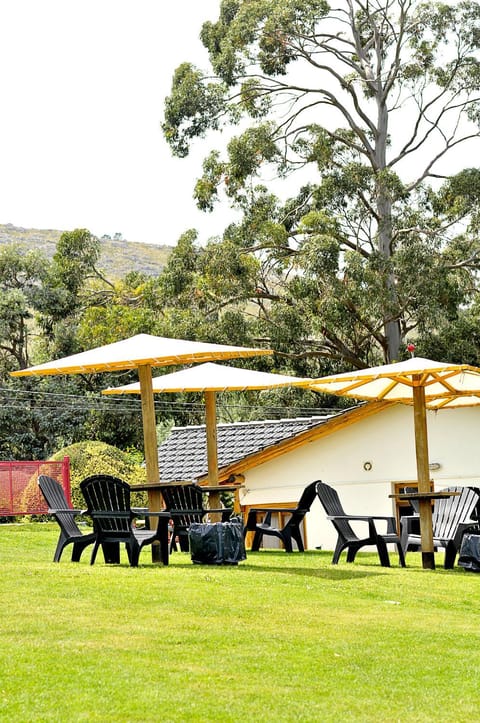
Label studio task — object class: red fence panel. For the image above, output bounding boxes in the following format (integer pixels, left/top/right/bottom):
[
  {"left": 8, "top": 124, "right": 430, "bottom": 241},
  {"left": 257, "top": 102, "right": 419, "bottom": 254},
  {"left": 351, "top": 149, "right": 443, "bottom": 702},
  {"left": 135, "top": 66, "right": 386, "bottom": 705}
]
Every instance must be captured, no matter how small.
[{"left": 0, "top": 457, "right": 71, "bottom": 515}]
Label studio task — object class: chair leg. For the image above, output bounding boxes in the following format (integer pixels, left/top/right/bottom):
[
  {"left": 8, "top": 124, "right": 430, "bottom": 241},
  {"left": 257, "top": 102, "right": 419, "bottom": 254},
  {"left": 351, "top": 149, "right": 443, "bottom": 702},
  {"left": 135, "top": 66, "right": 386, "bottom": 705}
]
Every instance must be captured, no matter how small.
[
  {"left": 346, "top": 543, "right": 361, "bottom": 562},
  {"left": 444, "top": 541, "right": 457, "bottom": 569},
  {"left": 128, "top": 542, "right": 140, "bottom": 567},
  {"left": 251, "top": 530, "right": 263, "bottom": 551},
  {"left": 332, "top": 538, "right": 345, "bottom": 564},
  {"left": 290, "top": 528, "right": 305, "bottom": 552},
  {"left": 178, "top": 533, "right": 190, "bottom": 552},
  {"left": 90, "top": 541, "right": 100, "bottom": 565},
  {"left": 71, "top": 538, "right": 92, "bottom": 562},
  {"left": 376, "top": 537, "right": 391, "bottom": 567},
  {"left": 101, "top": 542, "right": 120, "bottom": 564},
  {"left": 396, "top": 542, "right": 406, "bottom": 568},
  {"left": 53, "top": 533, "right": 67, "bottom": 563},
  {"left": 282, "top": 531, "right": 294, "bottom": 553}
]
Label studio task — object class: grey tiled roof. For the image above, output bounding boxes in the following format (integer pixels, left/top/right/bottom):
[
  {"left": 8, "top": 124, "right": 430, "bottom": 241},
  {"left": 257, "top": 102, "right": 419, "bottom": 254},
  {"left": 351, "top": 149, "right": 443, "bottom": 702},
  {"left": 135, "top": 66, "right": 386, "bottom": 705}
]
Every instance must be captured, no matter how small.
[{"left": 157, "top": 414, "right": 341, "bottom": 482}]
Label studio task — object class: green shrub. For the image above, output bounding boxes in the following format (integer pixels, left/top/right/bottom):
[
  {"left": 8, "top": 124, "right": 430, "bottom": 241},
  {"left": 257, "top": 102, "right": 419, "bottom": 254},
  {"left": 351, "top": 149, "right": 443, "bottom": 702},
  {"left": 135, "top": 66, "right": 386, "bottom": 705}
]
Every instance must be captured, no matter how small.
[{"left": 49, "top": 441, "right": 147, "bottom": 508}]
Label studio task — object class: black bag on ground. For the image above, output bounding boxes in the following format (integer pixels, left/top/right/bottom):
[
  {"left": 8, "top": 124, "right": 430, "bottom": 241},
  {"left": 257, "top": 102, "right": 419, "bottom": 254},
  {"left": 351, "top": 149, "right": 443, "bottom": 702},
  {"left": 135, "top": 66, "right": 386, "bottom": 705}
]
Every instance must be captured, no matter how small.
[
  {"left": 458, "top": 534, "right": 480, "bottom": 572},
  {"left": 189, "top": 519, "right": 246, "bottom": 565}
]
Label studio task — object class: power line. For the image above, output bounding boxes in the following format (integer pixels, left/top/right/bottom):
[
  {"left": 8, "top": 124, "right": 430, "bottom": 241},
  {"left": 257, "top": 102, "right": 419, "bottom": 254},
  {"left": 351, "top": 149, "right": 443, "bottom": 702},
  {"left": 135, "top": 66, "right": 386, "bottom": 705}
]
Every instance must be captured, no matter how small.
[{"left": 0, "top": 386, "right": 343, "bottom": 417}]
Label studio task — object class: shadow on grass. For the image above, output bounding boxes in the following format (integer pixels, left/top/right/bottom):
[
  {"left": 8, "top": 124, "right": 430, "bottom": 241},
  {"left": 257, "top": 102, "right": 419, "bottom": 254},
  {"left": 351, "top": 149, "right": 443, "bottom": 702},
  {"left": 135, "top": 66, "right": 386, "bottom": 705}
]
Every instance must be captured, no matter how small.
[{"left": 143, "top": 550, "right": 389, "bottom": 581}]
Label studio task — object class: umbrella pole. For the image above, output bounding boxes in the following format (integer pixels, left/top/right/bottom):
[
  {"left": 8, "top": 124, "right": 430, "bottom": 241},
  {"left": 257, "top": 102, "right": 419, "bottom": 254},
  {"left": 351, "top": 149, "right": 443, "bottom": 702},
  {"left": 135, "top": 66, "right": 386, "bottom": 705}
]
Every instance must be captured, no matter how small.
[
  {"left": 412, "top": 380, "right": 435, "bottom": 569},
  {"left": 205, "top": 390, "right": 221, "bottom": 520},
  {"left": 138, "top": 364, "right": 163, "bottom": 563}
]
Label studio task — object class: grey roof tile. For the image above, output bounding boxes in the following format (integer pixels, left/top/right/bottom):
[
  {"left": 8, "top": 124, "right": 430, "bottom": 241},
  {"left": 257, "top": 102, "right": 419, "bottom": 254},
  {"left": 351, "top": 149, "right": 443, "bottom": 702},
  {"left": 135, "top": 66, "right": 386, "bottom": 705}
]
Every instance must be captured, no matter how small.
[{"left": 158, "top": 414, "right": 341, "bottom": 482}]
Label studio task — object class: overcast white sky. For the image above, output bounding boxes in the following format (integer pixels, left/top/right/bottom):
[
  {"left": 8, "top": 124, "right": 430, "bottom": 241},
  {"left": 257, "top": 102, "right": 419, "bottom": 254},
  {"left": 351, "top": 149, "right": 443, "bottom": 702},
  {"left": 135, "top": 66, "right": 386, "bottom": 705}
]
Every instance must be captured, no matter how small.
[{"left": 0, "top": 0, "right": 230, "bottom": 246}]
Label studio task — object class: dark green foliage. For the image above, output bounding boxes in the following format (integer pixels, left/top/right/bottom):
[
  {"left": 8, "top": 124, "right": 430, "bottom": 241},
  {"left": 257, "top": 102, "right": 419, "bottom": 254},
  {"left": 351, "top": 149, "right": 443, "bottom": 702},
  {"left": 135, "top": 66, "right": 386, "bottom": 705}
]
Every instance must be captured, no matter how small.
[{"left": 163, "top": 0, "right": 480, "bottom": 367}]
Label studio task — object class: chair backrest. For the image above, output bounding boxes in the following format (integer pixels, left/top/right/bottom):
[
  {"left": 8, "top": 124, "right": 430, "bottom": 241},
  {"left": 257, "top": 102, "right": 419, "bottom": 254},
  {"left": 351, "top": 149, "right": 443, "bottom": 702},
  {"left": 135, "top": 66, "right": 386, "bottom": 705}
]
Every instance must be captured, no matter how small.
[
  {"left": 402, "top": 486, "right": 420, "bottom": 513},
  {"left": 432, "top": 486, "right": 480, "bottom": 539},
  {"left": 286, "top": 480, "right": 318, "bottom": 526},
  {"left": 315, "top": 481, "right": 357, "bottom": 540},
  {"left": 80, "top": 475, "right": 132, "bottom": 537},
  {"left": 468, "top": 487, "right": 480, "bottom": 521},
  {"left": 38, "top": 475, "right": 81, "bottom": 538},
  {"left": 160, "top": 484, "right": 205, "bottom": 528}
]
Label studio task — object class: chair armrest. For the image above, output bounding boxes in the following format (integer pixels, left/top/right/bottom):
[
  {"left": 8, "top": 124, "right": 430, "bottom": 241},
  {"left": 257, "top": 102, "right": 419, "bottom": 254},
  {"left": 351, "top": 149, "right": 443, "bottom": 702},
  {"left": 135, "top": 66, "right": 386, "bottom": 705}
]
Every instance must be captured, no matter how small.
[
  {"left": 327, "top": 514, "right": 387, "bottom": 522},
  {"left": 453, "top": 520, "right": 480, "bottom": 549},
  {"left": 141, "top": 511, "right": 171, "bottom": 535},
  {"left": 166, "top": 509, "right": 205, "bottom": 516},
  {"left": 249, "top": 507, "right": 297, "bottom": 514},
  {"left": 48, "top": 507, "right": 86, "bottom": 516},
  {"left": 328, "top": 514, "right": 400, "bottom": 537}
]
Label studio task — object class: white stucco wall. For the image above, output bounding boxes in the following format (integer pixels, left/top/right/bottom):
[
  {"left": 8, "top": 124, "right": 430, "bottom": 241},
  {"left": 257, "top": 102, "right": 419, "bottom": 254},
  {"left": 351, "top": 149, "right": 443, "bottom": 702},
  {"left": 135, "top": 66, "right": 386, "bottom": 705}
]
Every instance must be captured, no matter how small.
[{"left": 239, "top": 404, "right": 480, "bottom": 553}]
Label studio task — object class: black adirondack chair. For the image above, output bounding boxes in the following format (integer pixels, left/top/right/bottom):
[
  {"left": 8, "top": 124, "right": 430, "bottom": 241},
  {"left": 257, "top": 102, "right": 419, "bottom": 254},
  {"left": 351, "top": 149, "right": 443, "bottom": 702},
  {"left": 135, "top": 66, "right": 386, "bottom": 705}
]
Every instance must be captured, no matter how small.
[
  {"left": 160, "top": 483, "right": 232, "bottom": 552},
  {"left": 80, "top": 475, "right": 170, "bottom": 566},
  {"left": 316, "top": 481, "right": 405, "bottom": 567},
  {"left": 401, "top": 486, "right": 480, "bottom": 568},
  {"left": 243, "top": 480, "right": 317, "bottom": 552},
  {"left": 38, "top": 474, "right": 96, "bottom": 563}
]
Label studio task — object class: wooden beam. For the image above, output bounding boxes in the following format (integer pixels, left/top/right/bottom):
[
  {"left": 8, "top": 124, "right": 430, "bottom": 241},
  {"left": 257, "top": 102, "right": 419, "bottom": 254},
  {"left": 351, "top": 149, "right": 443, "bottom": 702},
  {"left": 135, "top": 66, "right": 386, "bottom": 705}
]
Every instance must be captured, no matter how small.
[
  {"left": 412, "top": 380, "right": 435, "bottom": 569},
  {"left": 138, "top": 364, "right": 163, "bottom": 563},
  {"left": 204, "top": 390, "right": 221, "bottom": 519},
  {"left": 138, "top": 364, "right": 159, "bottom": 486},
  {"left": 204, "top": 390, "right": 219, "bottom": 486}
]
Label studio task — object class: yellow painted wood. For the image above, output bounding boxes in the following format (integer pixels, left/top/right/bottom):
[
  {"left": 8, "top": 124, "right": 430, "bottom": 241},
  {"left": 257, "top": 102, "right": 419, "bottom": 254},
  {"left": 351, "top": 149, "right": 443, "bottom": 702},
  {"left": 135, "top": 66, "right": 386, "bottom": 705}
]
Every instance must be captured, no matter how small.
[
  {"left": 138, "top": 364, "right": 160, "bottom": 488},
  {"left": 204, "top": 390, "right": 221, "bottom": 520},
  {"left": 138, "top": 364, "right": 162, "bottom": 563},
  {"left": 205, "top": 390, "right": 219, "bottom": 486},
  {"left": 412, "top": 380, "right": 435, "bottom": 569}
]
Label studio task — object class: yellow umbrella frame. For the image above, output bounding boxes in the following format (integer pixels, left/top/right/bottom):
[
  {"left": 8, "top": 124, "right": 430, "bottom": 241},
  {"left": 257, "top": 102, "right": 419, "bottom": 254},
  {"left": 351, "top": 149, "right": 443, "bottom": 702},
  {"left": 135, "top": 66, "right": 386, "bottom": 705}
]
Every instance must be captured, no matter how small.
[{"left": 308, "top": 356, "right": 480, "bottom": 570}]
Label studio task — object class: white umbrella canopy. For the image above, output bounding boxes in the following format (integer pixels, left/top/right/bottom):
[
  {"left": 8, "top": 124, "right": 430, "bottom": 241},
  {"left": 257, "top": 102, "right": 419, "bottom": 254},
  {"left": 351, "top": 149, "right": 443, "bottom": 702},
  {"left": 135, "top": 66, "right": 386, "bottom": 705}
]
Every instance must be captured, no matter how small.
[
  {"left": 9, "top": 334, "right": 272, "bottom": 376},
  {"left": 307, "top": 357, "right": 480, "bottom": 403},
  {"left": 425, "top": 394, "right": 480, "bottom": 409},
  {"left": 103, "top": 362, "right": 313, "bottom": 488},
  {"left": 308, "top": 356, "right": 480, "bottom": 570},
  {"left": 102, "top": 361, "right": 312, "bottom": 394}
]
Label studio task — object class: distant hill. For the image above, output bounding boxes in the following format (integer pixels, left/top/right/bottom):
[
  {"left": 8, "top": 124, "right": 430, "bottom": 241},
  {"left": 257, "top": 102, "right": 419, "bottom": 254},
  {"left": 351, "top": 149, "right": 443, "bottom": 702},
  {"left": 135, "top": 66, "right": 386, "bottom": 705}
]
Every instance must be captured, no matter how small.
[{"left": 0, "top": 224, "right": 172, "bottom": 279}]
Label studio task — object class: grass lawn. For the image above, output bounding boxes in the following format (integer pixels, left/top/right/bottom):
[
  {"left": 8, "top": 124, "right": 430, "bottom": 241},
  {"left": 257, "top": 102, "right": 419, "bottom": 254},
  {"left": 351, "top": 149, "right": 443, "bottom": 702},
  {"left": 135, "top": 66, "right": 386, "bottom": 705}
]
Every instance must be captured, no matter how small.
[{"left": 1, "top": 523, "right": 479, "bottom": 722}]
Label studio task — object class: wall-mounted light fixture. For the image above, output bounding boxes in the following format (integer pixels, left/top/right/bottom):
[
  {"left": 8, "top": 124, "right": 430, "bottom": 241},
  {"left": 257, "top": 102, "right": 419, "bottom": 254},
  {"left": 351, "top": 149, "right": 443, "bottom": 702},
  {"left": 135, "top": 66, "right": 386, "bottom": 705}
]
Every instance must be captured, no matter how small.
[
  {"left": 363, "top": 461, "right": 372, "bottom": 471},
  {"left": 428, "top": 462, "right": 441, "bottom": 471}
]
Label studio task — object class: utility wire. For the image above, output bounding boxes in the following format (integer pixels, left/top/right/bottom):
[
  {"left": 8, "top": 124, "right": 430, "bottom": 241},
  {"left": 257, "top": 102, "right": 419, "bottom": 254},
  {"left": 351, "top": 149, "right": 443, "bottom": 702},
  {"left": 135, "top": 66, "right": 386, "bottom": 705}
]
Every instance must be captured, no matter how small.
[{"left": 0, "top": 386, "right": 344, "bottom": 417}]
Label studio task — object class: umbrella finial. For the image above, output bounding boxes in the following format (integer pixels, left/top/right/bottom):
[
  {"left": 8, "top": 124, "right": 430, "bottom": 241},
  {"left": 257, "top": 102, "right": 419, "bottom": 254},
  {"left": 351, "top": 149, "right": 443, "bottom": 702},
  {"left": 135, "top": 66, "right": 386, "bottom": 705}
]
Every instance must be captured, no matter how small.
[{"left": 407, "top": 342, "right": 415, "bottom": 358}]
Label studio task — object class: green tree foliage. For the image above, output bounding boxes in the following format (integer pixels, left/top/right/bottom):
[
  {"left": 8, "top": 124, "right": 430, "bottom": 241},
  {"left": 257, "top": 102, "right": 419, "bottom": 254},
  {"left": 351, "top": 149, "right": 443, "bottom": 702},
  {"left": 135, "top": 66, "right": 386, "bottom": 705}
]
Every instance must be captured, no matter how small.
[
  {"left": 0, "top": 244, "right": 49, "bottom": 372},
  {"left": 36, "top": 228, "right": 114, "bottom": 357},
  {"left": 0, "top": 233, "right": 148, "bottom": 461},
  {"left": 163, "top": 0, "right": 480, "bottom": 367}
]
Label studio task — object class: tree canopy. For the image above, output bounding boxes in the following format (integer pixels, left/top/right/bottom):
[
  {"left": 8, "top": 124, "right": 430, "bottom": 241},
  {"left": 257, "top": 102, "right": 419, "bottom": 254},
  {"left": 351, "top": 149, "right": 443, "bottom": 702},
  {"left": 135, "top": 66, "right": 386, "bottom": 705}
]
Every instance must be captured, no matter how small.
[{"left": 163, "top": 0, "right": 480, "bottom": 366}]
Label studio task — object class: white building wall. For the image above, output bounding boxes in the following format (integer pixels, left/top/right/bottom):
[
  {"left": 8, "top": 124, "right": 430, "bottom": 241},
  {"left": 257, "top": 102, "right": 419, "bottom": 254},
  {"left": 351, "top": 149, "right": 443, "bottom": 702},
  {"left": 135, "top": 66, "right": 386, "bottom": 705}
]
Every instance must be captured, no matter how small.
[{"left": 238, "top": 404, "right": 480, "bottom": 552}]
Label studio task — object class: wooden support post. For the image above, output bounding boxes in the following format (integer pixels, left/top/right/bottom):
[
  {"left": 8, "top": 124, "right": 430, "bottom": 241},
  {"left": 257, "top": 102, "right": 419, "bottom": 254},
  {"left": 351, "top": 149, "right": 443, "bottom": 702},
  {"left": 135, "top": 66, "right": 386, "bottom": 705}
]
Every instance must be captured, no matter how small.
[
  {"left": 138, "top": 364, "right": 163, "bottom": 562},
  {"left": 412, "top": 379, "right": 435, "bottom": 570},
  {"left": 204, "top": 390, "right": 222, "bottom": 520}
]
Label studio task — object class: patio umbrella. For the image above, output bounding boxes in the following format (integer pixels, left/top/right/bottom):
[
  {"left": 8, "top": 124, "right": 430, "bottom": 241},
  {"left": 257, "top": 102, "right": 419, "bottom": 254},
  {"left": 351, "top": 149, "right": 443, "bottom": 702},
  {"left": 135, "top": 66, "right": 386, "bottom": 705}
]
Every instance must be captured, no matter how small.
[
  {"left": 102, "top": 362, "right": 313, "bottom": 503},
  {"left": 308, "top": 356, "right": 480, "bottom": 569},
  {"left": 10, "top": 334, "right": 273, "bottom": 496}
]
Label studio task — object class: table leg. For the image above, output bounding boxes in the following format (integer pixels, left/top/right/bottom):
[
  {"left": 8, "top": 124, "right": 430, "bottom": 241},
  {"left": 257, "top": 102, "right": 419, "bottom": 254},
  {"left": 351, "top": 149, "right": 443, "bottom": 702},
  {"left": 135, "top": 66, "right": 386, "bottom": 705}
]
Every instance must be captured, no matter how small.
[{"left": 148, "top": 488, "right": 165, "bottom": 564}]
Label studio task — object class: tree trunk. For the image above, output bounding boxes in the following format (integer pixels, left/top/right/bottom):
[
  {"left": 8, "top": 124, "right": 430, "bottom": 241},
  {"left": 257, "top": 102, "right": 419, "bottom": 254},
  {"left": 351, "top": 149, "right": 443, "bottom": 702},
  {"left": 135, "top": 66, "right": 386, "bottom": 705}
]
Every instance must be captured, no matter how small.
[{"left": 376, "top": 93, "right": 401, "bottom": 362}]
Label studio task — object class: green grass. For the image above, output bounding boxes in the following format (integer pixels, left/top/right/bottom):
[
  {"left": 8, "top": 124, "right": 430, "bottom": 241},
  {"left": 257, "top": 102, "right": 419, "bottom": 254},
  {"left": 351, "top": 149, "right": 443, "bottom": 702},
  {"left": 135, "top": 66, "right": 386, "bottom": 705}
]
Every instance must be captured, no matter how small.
[{"left": 1, "top": 524, "right": 479, "bottom": 722}]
